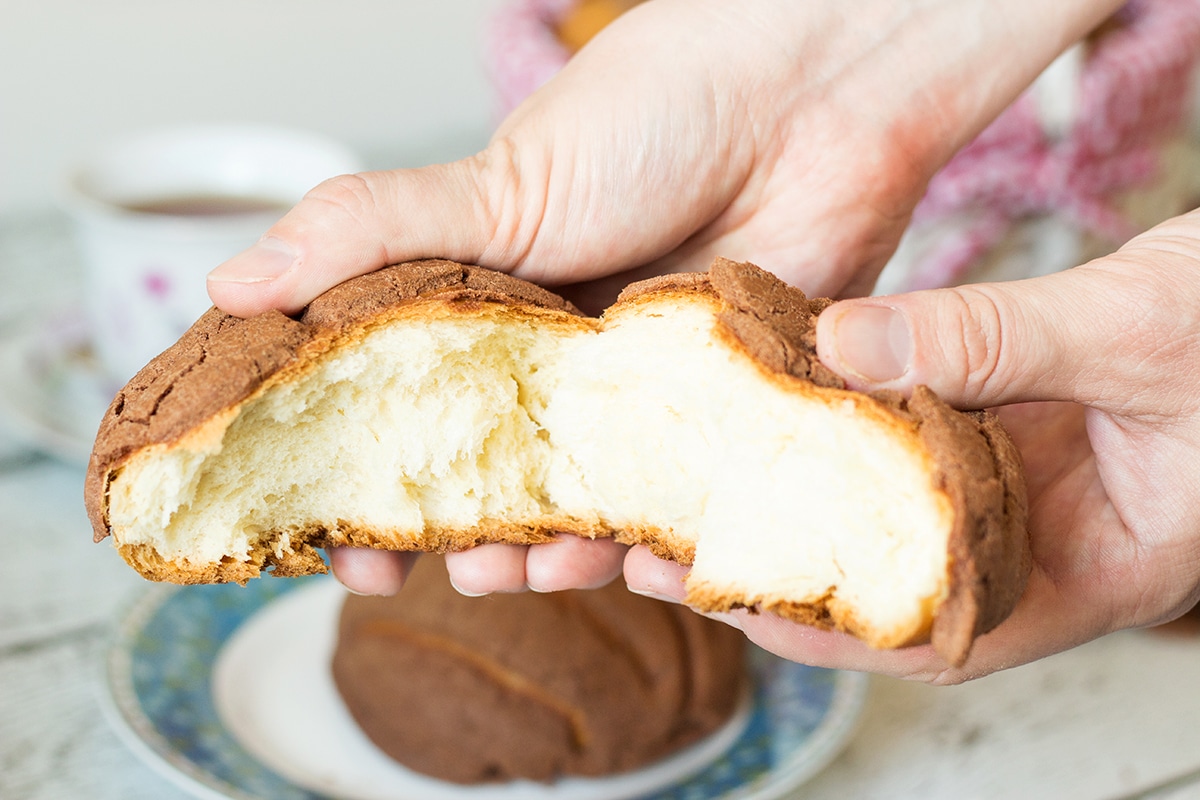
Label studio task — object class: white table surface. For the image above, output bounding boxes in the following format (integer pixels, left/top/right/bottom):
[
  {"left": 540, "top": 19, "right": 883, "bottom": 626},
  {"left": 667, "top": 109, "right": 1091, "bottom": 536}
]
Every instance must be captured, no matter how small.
[{"left": 1, "top": 213, "right": 1199, "bottom": 800}]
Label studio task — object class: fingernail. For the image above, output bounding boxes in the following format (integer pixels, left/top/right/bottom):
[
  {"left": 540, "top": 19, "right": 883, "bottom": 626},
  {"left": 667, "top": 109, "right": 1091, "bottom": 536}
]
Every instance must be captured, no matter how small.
[
  {"left": 449, "top": 577, "right": 490, "bottom": 598},
  {"left": 832, "top": 304, "right": 911, "bottom": 383},
  {"left": 627, "top": 586, "right": 681, "bottom": 604},
  {"left": 207, "top": 237, "right": 297, "bottom": 284}
]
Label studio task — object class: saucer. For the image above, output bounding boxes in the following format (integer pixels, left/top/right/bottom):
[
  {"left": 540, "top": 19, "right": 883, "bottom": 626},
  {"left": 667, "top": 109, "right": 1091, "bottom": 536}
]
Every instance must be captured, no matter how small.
[
  {"left": 103, "top": 576, "right": 869, "bottom": 800},
  {"left": 0, "top": 308, "right": 115, "bottom": 464}
]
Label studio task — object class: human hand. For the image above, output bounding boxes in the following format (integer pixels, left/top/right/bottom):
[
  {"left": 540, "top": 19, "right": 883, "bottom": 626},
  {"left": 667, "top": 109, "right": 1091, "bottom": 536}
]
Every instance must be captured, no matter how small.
[
  {"left": 206, "top": 0, "right": 1121, "bottom": 598},
  {"left": 626, "top": 207, "right": 1200, "bottom": 682}
]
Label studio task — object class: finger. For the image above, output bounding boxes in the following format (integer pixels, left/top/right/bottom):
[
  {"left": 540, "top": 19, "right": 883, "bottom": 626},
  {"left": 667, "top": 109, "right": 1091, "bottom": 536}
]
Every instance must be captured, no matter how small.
[
  {"left": 525, "top": 535, "right": 628, "bottom": 592},
  {"left": 327, "top": 548, "right": 417, "bottom": 596},
  {"left": 207, "top": 159, "right": 501, "bottom": 317},
  {"left": 444, "top": 543, "right": 531, "bottom": 595},
  {"left": 622, "top": 544, "right": 944, "bottom": 674},
  {"left": 815, "top": 243, "right": 1200, "bottom": 413},
  {"left": 620, "top": 545, "right": 1092, "bottom": 683},
  {"left": 622, "top": 544, "right": 689, "bottom": 602}
]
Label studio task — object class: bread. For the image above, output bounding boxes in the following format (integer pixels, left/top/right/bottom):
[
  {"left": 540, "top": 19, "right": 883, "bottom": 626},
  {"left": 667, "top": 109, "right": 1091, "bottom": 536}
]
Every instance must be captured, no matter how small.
[
  {"left": 332, "top": 554, "right": 746, "bottom": 783},
  {"left": 85, "top": 257, "right": 1029, "bottom": 666}
]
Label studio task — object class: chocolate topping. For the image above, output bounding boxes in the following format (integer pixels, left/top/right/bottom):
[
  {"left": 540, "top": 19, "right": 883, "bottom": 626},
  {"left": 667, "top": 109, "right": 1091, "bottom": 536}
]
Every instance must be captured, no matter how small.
[
  {"left": 331, "top": 556, "right": 746, "bottom": 783},
  {"left": 619, "top": 257, "right": 843, "bottom": 386},
  {"left": 86, "top": 260, "right": 581, "bottom": 543}
]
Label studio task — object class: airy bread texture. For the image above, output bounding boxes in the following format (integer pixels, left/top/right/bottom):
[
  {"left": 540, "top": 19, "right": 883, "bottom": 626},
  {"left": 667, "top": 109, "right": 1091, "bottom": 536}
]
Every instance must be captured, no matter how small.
[{"left": 86, "top": 257, "right": 1029, "bottom": 666}]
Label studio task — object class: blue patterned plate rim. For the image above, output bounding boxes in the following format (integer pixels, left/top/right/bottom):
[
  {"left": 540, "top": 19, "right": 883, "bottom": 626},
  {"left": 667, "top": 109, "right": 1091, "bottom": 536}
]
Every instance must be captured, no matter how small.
[{"left": 101, "top": 576, "right": 869, "bottom": 800}]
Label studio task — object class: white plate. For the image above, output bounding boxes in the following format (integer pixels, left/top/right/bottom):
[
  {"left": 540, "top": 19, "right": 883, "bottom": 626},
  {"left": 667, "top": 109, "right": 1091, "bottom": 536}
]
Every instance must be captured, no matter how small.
[
  {"left": 103, "top": 576, "right": 870, "bottom": 800},
  {"left": 0, "top": 309, "right": 115, "bottom": 464},
  {"left": 213, "top": 580, "right": 754, "bottom": 800}
]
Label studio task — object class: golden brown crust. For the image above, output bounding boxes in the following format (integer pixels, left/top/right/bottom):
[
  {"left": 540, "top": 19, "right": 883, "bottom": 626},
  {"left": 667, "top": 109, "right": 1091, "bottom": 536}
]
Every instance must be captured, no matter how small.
[
  {"left": 114, "top": 516, "right": 624, "bottom": 584},
  {"left": 612, "top": 526, "right": 697, "bottom": 566}
]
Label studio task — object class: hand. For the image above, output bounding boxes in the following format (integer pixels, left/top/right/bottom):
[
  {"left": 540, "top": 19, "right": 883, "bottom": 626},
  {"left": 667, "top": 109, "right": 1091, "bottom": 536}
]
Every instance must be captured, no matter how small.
[
  {"left": 625, "top": 208, "right": 1200, "bottom": 683},
  {"left": 206, "top": 0, "right": 1122, "bottom": 601}
]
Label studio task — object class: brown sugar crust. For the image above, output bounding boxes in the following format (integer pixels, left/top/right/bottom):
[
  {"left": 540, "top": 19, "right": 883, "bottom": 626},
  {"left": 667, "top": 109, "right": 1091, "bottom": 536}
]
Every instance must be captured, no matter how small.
[
  {"left": 86, "top": 257, "right": 1030, "bottom": 666},
  {"left": 85, "top": 260, "right": 584, "bottom": 547},
  {"left": 913, "top": 392, "right": 1030, "bottom": 666},
  {"left": 619, "top": 257, "right": 843, "bottom": 387},
  {"left": 331, "top": 556, "right": 746, "bottom": 784}
]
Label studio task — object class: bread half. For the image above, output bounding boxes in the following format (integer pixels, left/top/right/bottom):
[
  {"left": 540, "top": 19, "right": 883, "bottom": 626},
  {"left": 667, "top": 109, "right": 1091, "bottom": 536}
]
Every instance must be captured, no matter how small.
[{"left": 85, "top": 257, "right": 1029, "bottom": 665}]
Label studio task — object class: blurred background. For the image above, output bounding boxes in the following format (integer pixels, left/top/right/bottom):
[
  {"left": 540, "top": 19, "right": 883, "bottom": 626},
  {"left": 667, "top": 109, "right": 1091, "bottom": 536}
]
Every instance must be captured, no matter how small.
[
  {"left": 5, "top": 2, "right": 1200, "bottom": 799},
  {"left": 1, "top": 0, "right": 499, "bottom": 215}
]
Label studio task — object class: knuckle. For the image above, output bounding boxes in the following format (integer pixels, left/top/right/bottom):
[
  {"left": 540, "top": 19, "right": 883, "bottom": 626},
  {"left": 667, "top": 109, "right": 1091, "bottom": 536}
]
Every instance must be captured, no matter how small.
[
  {"left": 303, "top": 172, "right": 380, "bottom": 221},
  {"left": 943, "top": 287, "right": 1011, "bottom": 399},
  {"left": 297, "top": 172, "right": 391, "bottom": 266},
  {"left": 469, "top": 137, "right": 545, "bottom": 267},
  {"left": 469, "top": 140, "right": 520, "bottom": 255}
]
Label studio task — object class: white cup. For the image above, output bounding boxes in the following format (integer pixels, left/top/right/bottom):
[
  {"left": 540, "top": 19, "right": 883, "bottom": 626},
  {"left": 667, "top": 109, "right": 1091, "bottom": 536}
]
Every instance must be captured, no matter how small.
[{"left": 64, "top": 124, "right": 364, "bottom": 384}]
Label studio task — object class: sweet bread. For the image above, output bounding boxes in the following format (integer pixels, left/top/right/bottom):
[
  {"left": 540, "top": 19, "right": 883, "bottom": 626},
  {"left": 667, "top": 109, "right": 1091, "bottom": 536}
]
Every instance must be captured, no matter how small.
[
  {"left": 85, "top": 257, "right": 1029, "bottom": 665},
  {"left": 332, "top": 555, "right": 746, "bottom": 783}
]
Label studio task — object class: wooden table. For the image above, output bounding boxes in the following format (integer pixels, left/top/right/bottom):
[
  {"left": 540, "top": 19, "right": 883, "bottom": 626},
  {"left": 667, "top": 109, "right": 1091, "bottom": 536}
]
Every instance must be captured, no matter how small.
[{"left": 2, "top": 213, "right": 1199, "bottom": 800}]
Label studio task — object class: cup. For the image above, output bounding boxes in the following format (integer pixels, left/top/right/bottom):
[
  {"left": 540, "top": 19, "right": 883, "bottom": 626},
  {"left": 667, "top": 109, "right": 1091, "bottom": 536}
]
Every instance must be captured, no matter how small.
[{"left": 64, "top": 124, "right": 364, "bottom": 384}]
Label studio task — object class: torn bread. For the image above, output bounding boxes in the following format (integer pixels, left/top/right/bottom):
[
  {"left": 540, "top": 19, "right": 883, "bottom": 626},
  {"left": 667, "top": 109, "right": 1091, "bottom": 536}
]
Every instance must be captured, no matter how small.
[{"left": 85, "top": 257, "right": 1029, "bottom": 666}]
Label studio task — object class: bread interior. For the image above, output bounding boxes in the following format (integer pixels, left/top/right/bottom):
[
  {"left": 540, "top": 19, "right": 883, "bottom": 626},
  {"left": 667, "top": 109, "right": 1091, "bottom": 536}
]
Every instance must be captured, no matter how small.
[{"left": 106, "top": 295, "right": 952, "bottom": 644}]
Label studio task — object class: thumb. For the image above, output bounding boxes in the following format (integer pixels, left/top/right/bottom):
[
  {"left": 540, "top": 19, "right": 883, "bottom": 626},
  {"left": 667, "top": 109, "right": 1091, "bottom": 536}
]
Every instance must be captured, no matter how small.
[
  {"left": 206, "top": 149, "right": 516, "bottom": 317},
  {"left": 815, "top": 259, "right": 1189, "bottom": 413}
]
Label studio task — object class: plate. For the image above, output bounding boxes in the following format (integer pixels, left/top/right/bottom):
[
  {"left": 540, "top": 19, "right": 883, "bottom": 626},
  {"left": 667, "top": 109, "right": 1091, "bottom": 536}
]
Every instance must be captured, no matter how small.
[
  {"left": 0, "top": 309, "right": 116, "bottom": 464},
  {"left": 103, "top": 576, "right": 869, "bottom": 800},
  {"left": 212, "top": 580, "right": 754, "bottom": 800}
]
